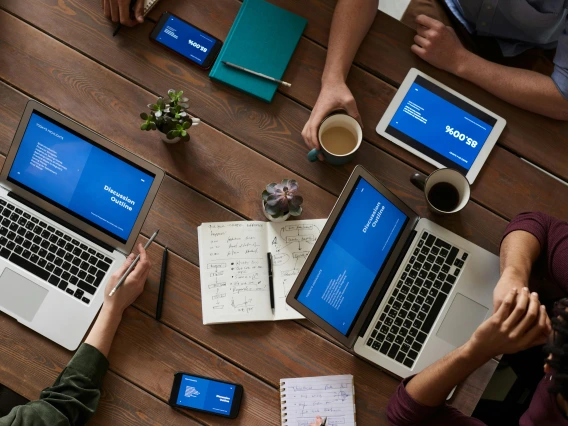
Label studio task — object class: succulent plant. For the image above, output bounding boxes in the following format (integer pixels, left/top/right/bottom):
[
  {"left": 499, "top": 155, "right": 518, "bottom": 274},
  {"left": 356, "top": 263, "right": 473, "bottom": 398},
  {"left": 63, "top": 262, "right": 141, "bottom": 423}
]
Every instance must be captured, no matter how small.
[
  {"left": 262, "top": 179, "right": 303, "bottom": 219},
  {"left": 140, "top": 89, "right": 193, "bottom": 141}
]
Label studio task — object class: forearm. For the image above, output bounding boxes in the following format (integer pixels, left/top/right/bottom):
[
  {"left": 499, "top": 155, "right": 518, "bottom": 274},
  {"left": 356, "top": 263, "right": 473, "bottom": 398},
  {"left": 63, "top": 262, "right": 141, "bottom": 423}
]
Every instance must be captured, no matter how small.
[
  {"left": 84, "top": 306, "right": 122, "bottom": 358},
  {"left": 322, "top": 0, "right": 378, "bottom": 85},
  {"left": 456, "top": 53, "right": 568, "bottom": 120},
  {"left": 405, "top": 342, "right": 489, "bottom": 407},
  {"left": 500, "top": 230, "right": 541, "bottom": 286}
]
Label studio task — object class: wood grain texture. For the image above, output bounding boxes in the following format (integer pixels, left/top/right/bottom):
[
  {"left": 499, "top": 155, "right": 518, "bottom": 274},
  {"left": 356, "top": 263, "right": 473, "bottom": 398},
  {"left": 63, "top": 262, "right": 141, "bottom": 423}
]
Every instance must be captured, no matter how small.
[
  {"left": 0, "top": 10, "right": 336, "bottom": 223},
  {"left": 0, "top": 313, "right": 201, "bottom": 425},
  {"left": 264, "top": 0, "right": 568, "bottom": 181},
  {"left": 0, "top": 4, "right": 508, "bottom": 256},
  {"left": 142, "top": 0, "right": 568, "bottom": 223}
]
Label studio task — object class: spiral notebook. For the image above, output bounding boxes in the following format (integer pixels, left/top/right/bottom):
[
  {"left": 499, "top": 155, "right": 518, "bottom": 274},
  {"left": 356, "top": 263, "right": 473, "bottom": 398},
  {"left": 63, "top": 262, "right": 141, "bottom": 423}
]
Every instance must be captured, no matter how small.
[
  {"left": 143, "top": 0, "right": 161, "bottom": 16},
  {"left": 280, "top": 375, "right": 356, "bottom": 426}
]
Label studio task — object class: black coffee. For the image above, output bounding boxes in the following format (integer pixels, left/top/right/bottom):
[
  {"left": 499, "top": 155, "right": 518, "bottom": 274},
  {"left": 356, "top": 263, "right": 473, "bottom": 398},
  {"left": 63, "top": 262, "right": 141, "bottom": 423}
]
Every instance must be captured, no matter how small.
[{"left": 427, "top": 182, "right": 460, "bottom": 212}]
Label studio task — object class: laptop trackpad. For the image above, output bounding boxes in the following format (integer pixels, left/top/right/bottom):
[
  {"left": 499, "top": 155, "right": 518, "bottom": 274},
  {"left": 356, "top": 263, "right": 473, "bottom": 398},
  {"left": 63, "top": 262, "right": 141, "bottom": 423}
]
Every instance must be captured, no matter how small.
[
  {"left": 0, "top": 268, "right": 48, "bottom": 322},
  {"left": 436, "top": 293, "right": 488, "bottom": 348}
]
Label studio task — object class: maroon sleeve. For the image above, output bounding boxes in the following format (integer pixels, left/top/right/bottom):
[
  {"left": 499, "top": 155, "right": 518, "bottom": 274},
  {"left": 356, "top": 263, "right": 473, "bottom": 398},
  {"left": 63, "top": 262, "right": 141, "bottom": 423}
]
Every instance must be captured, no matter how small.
[
  {"left": 386, "top": 377, "right": 487, "bottom": 426},
  {"left": 502, "top": 212, "right": 568, "bottom": 298}
]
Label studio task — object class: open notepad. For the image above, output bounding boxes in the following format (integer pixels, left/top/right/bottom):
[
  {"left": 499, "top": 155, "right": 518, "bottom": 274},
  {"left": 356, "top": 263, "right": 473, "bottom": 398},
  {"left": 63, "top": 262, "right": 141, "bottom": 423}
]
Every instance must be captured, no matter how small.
[
  {"left": 197, "top": 219, "right": 326, "bottom": 324},
  {"left": 280, "top": 375, "right": 356, "bottom": 426}
]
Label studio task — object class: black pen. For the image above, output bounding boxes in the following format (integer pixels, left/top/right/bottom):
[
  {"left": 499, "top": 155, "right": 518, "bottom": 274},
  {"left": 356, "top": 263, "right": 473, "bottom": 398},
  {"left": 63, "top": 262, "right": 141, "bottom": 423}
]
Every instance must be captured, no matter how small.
[
  {"left": 267, "top": 252, "right": 275, "bottom": 312},
  {"left": 113, "top": 0, "right": 137, "bottom": 37},
  {"left": 156, "top": 246, "right": 168, "bottom": 320}
]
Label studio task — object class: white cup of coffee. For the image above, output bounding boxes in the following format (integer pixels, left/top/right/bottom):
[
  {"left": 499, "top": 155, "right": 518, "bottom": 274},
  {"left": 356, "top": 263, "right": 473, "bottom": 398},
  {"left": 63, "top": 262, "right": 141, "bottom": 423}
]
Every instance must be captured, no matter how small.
[
  {"left": 307, "top": 112, "right": 362, "bottom": 165},
  {"left": 410, "top": 168, "right": 471, "bottom": 214}
]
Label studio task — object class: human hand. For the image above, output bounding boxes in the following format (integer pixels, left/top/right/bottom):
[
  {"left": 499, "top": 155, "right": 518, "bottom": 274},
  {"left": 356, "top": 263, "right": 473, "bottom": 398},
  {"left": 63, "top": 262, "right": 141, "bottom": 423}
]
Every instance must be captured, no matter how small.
[
  {"left": 493, "top": 268, "right": 528, "bottom": 313},
  {"left": 301, "top": 81, "right": 361, "bottom": 161},
  {"left": 467, "top": 288, "right": 552, "bottom": 360},
  {"left": 102, "top": 0, "right": 145, "bottom": 26},
  {"left": 103, "top": 244, "right": 151, "bottom": 316},
  {"left": 410, "top": 15, "right": 471, "bottom": 75},
  {"left": 309, "top": 416, "right": 323, "bottom": 426}
]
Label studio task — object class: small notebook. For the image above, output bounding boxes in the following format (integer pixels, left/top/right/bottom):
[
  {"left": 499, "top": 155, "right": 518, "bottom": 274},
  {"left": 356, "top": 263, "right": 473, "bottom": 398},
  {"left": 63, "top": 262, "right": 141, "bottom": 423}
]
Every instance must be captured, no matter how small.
[
  {"left": 209, "top": 0, "right": 307, "bottom": 102},
  {"left": 143, "top": 0, "right": 160, "bottom": 16},
  {"left": 197, "top": 219, "right": 326, "bottom": 324},
  {"left": 280, "top": 375, "right": 356, "bottom": 426}
]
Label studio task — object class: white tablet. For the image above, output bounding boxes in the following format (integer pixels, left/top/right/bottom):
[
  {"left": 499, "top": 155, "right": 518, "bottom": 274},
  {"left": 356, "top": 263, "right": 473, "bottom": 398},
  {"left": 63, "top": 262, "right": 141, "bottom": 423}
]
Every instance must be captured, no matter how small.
[{"left": 376, "top": 68, "right": 506, "bottom": 183}]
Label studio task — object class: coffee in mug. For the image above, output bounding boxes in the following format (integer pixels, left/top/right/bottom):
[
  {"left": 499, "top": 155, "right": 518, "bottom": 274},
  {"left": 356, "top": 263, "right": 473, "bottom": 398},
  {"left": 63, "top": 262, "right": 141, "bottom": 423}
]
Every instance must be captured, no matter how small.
[
  {"left": 410, "top": 168, "right": 470, "bottom": 215},
  {"left": 307, "top": 112, "right": 362, "bottom": 165},
  {"left": 320, "top": 126, "right": 358, "bottom": 155}
]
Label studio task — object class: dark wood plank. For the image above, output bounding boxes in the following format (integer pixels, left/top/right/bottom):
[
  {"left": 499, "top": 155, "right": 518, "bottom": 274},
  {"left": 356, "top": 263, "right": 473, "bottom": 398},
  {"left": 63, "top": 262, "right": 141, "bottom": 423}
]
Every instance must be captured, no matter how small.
[
  {"left": 265, "top": 0, "right": 568, "bottom": 181},
  {"left": 0, "top": 80, "right": 496, "bottom": 420},
  {"left": 144, "top": 0, "right": 568, "bottom": 223},
  {"left": 0, "top": 10, "right": 336, "bottom": 223},
  {"left": 0, "top": 313, "right": 200, "bottom": 425},
  {"left": 132, "top": 237, "right": 496, "bottom": 420},
  {"left": 0, "top": 4, "right": 508, "bottom": 256},
  {"left": 0, "top": 82, "right": 242, "bottom": 265}
]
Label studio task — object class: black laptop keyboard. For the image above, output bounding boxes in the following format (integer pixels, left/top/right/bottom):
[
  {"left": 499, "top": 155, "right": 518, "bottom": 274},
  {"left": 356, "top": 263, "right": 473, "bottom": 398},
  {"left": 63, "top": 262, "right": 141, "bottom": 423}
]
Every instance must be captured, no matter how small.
[
  {"left": 0, "top": 199, "right": 113, "bottom": 305},
  {"left": 366, "top": 231, "right": 469, "bottom": 369}
]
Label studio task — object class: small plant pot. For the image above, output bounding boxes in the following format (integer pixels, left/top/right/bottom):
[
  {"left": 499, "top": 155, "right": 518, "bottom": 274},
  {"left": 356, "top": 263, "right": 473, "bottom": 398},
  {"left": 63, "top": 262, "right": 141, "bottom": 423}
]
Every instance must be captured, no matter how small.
[
  {"left": 160, "top": 132, "right": 182, "bottom": 144},
  {"left": 262, "top": 200, "right": 290, "bottom": 222}
]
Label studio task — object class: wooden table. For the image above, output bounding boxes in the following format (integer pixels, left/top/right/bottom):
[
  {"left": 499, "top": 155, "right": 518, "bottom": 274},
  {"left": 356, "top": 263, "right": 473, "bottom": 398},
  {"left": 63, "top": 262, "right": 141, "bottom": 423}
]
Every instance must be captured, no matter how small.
[{"left": 0, "top": 1, "right": 567, "bottom": 424}]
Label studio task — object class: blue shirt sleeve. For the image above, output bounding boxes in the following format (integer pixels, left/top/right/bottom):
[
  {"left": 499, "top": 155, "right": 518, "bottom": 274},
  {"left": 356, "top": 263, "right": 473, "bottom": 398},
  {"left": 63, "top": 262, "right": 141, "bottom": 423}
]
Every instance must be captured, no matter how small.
[{"left": 551, "top": 20, "right": 568, "bottom": 100}]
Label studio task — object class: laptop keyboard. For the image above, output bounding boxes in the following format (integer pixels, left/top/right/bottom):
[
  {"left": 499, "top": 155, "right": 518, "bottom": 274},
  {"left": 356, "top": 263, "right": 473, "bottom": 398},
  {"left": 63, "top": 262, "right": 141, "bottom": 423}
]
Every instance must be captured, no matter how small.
[
  {"left": 366, "top": 231, "right": 469, "bottom": 369},
  {"left": 0, "top": 199, "right": 113, "bottom": 305}
]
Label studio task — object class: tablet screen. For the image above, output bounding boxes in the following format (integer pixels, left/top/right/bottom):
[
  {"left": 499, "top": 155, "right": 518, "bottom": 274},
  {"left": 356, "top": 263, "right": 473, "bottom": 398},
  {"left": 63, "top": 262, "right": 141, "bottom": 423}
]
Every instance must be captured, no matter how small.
[{"left": 385, "top": 75, "right": 497, "bottom": 175}]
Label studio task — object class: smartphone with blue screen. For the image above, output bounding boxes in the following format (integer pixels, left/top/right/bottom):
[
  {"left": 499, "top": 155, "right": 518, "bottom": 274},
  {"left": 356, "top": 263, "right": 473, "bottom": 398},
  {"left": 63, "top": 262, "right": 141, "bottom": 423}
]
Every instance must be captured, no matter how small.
[
  {"left": 150, "top": 12, "right": 223, "bottom": 70},
  {"left": 168, "top": 372, "right": 243, "bottom": 418}
]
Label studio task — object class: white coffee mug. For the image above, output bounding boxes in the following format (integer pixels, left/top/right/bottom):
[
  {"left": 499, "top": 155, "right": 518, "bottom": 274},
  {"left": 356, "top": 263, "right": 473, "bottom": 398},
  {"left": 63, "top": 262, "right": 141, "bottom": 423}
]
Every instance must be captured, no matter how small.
[{"left": 411, "top": 168, "right": 471, "bottom": 214}]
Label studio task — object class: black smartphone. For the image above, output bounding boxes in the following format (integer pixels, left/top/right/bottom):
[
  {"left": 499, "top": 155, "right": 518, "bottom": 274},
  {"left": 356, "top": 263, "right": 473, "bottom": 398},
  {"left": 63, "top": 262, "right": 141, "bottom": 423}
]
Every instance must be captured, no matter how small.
[
  {"left": 168, "top": 372, "right": 243, "bottom": 419},
  {"left": 150, "top": 12, "right": 223, "bottom": 70}
]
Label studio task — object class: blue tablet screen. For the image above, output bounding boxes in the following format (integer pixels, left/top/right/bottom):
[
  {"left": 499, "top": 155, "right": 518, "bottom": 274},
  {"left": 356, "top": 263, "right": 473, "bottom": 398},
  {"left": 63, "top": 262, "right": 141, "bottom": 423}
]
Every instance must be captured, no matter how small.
[{"left": 386, "top": 75, "right": 497, "bottom": 174}]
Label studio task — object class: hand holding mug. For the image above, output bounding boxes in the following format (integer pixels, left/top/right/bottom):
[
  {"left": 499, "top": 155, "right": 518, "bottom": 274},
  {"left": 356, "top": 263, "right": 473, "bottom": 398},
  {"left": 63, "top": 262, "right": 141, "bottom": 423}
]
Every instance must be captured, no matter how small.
[{"left": 307, "top": 112, "right": 362, "bottom": 165}]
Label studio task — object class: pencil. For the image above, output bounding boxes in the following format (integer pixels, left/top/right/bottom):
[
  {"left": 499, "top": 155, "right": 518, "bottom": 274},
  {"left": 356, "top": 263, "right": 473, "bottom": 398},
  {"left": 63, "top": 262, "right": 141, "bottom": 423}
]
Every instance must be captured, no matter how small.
[
  {"left": 109, "top": 229, "right": 160, "bottom": 296},
  {"left": 156, "top": 247, "right": 168, "bottom": 320},
  {"left": 222, "top": 61, "right": 291, "bottom": 87}
]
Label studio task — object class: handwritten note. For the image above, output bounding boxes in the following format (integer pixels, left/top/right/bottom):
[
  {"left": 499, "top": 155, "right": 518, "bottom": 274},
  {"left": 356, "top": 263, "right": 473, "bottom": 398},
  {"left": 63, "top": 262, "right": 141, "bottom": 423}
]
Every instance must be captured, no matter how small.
[
  {"left": 198, "top": 219, "right": 327, "bottom": 324},
  {"left": 280, "top": 375, "right": 356, "bottom": 426},
  {"left": 198, "top": 222, "right": 272, "bottom": 324},
  {"left": 268, "top": 220, "right": 326, "bottom": 320}
]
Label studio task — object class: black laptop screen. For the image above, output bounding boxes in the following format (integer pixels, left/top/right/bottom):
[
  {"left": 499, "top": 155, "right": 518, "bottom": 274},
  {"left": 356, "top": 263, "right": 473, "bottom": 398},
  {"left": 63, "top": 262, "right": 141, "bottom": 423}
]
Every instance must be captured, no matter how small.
[
  {"left": 296, "top": 177, "right": 408, "bottom": 335},
  {"left": 7, "top": 112, "right": 155, "bottom": 243}
]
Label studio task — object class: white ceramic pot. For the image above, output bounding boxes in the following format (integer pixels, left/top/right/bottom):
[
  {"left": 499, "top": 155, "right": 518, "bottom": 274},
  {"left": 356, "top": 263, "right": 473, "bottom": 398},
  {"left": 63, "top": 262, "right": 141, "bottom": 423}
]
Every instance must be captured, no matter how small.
[
  {"left": 159, "top": 118, "right": 201, "bottom": 144},
  {"left": 262, "top": 200, "right": 290, "bottom": 222}
]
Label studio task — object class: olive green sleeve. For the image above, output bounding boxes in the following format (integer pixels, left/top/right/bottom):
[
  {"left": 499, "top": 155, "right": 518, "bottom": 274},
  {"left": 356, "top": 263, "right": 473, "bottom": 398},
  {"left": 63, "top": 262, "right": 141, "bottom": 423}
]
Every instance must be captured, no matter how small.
[{"left": 0, "top": 343, "right": 109, "bottom": 426}]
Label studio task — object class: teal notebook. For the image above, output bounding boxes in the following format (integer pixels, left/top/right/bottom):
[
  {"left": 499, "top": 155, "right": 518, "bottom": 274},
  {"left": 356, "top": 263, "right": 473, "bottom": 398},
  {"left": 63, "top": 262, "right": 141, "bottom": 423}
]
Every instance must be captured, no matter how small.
[{"left": 209, "top": 0, "right": 307, "bottom": 103}]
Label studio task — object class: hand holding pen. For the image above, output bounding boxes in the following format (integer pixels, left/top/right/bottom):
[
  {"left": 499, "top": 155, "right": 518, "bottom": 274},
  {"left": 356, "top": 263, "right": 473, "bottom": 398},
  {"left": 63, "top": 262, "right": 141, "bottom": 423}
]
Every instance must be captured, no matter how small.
[
  {"left": 309, "top": 416, "right": 327, "bottom": 426},
  {"left": 103, "top": 243, "right": 152, "bottom": 314},
  {"left": 102, "top": 0, "right": 145, "bottom": 36}
]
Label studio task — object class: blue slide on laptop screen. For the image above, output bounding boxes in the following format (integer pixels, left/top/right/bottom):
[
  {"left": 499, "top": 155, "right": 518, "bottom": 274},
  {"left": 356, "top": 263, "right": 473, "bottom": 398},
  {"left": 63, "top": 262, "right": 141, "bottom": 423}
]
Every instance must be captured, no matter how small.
[
  {"left": 297, "top": 177, "right": 408, "bottom": 335},
  {"left": 386, "top": 75, "right": 497, "bottom": 175},
  {"left": 7, "top": 112, "right": 155, "bottom": 243},
  {"left": 176, "top": 375, "right": 236, "bottom": 415},
  {"left": 155, "top": 15, "right": 217, "bottom": 65}
]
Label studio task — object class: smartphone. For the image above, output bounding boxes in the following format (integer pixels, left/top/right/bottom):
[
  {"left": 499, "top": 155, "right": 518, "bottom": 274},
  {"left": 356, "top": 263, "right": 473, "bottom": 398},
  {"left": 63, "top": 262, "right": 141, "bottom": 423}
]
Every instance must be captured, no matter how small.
[
  {"left": 150, "top": 12, "right": 223, "bottom": 70},
  {"left": 168, "top": 372, "right": 243, "bottom": 418}
]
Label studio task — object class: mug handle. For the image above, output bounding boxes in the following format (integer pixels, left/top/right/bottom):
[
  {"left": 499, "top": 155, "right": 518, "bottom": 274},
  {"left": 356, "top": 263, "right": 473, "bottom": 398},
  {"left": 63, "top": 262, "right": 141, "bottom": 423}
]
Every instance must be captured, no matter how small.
[
  {"left": 410, "top": 172, "right": 427, "bottom": 191},
  {"left": 307, "top": 149, "right": 321, "bottom": 162}
]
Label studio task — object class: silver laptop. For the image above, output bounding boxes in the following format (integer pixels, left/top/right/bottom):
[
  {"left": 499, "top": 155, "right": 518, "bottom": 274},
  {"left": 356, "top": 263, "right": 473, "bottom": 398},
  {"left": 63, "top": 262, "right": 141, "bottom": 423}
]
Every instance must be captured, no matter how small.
[
  {"left": 287, "top": 166, "right": 499, "bottom": 378},
  {"left": 0, "top": 101, "right": 164, "bottom": 350}
]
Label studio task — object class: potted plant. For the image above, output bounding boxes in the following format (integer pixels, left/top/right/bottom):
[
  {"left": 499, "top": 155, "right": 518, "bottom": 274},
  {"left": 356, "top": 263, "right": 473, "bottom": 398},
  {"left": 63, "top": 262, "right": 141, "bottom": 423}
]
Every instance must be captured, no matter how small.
[
  {"left": 140, "top": 89, "right": 200, "bottom": 143},
  {"left": 262, "top": 179, "right": 303, "bottom": 222}
]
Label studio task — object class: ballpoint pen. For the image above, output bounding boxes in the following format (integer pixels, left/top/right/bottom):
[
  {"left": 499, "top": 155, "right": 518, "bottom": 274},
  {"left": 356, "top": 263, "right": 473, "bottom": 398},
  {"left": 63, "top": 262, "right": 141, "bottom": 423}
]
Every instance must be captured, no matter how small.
[
  {"left": 109, "top": 229, "right": 159, "bottom": 296},
  {"left": 321, "top": 417, "right": 327, "bottom": 426},
  {"left": 222, "top": 61, "right": 292, "bottom": 87}
]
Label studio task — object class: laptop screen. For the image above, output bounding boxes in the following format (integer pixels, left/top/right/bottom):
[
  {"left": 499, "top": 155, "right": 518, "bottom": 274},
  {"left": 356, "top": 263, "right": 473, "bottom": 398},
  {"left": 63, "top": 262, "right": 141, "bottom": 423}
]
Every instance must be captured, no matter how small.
[
  {"left": 7, "top": 111, "right": 155, "bottom": 243},
  {"left": 296, "top": 177, "right": 408, "bottom": 335},
  {"left": 385, "top": 75, "right": 497, "bottom": 175}
]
